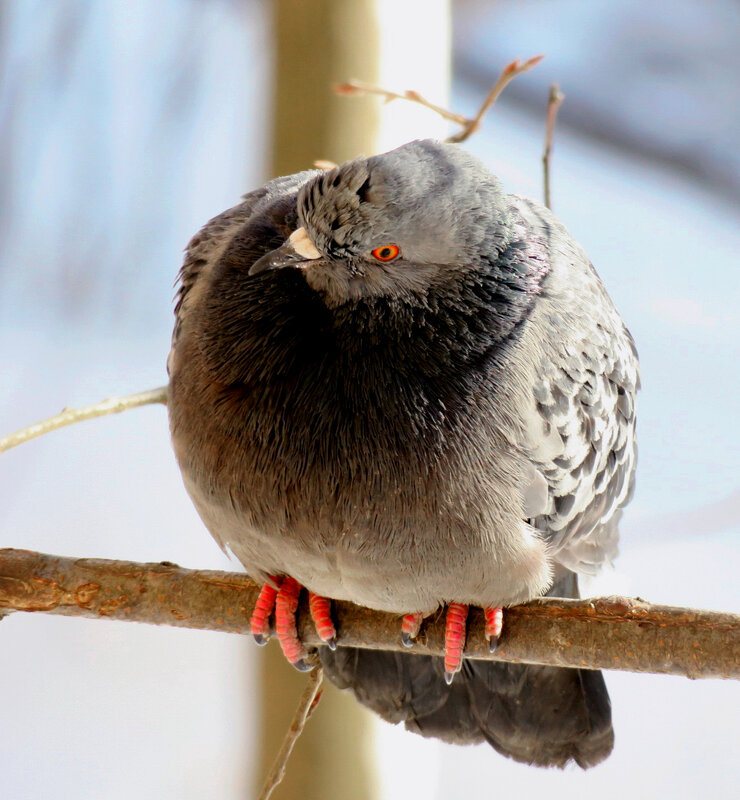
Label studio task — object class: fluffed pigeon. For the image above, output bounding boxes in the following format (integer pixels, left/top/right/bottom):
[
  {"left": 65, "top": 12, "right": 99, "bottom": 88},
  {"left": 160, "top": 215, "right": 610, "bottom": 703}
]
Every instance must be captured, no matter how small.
[{"left": 167, "top": 139, "right": 639, "bottom": 768}]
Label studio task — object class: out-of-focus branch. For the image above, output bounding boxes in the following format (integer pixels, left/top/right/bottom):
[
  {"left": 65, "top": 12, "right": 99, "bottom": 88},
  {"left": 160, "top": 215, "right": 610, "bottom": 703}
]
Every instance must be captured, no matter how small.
[
  {"left": 0, "top": 387, "right": 168, "bottom": 455},
  {"left": 258, "top": 662, "right": 324, "bottom": 800},
  {"left": 334, "top": 55, "right": 544, "bottom": 145},
  {"left": 1, "top": 548, "right": 738, "bottom": 680},
  {"left": 542, "top": 82, "right": 565, "bottom": 209}
]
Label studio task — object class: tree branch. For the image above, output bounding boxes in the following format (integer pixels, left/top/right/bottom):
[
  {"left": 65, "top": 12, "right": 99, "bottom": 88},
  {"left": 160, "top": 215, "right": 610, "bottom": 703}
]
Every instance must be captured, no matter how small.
[
  {"left": 1, "top": 548, "right": 737, "bottom": 680},
  {"left": 542, "top": 82, "right": 565, "bottom": 209},
  {"left": 334, "top": 55, "right": 544, "bottom": 146},
  {"left": 258, "top": 661, "right": 324, "bottom": 800},
  {"left": 0, "top": 387, "right": 168, "bottom": 455}
]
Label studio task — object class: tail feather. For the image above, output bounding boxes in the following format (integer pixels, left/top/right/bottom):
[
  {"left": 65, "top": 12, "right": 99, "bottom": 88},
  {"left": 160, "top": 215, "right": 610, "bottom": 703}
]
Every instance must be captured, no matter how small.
[{"left": 319, "top": 574, "right": 614, "bottom": 768}]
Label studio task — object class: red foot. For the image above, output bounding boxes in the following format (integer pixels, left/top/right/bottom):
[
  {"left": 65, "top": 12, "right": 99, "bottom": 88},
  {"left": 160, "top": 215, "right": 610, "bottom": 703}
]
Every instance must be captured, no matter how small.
[
  {"left": 485, "top": 606, "right": 503, "bottom": 652},
  {"left": 249, "top": 576, "right": 337, "bottom": 671},
  {"left": 444, "top": 602, "right": 469, "bottom": 684},
  {"left": 250, "top": 581, "right": 279, "bottom": 645},
  {"left": 399, "top": 604, "right": 498, "bottom": 684}
]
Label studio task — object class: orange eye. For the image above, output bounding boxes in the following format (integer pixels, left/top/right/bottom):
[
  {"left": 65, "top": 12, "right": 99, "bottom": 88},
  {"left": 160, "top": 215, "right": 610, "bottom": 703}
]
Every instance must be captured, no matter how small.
[{"left": 371, "top": 244, "right": 400, "bottom": 262}]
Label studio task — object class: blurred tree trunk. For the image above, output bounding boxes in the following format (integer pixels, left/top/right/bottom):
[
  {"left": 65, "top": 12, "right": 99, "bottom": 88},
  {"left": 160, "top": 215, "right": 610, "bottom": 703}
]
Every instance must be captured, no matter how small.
[
  {"left": 271, "top": 0, "right": 382, "bottom": 175},
  {"left": 258, "top": 5, "right": 381, "bottom": 797},
  {"left": 256, "top": 1, "right": 450, "bottom": 798}
]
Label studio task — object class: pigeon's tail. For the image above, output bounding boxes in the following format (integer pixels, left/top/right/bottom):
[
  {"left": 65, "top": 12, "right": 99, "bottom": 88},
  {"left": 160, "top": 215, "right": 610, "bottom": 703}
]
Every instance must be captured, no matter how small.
[{"left": 319, "top": 574, "right": 613, "bottom": 769}]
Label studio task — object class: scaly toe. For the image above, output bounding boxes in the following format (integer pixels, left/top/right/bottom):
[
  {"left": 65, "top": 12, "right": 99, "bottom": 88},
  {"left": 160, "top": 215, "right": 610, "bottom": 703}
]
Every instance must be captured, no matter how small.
[
  {"left": 443, "top": 602, "right": 469, "bottom": 684},
  {"left": 308, "top": 591, "right": 337, "bottom": 648},
  {"left": 275, "top": 576, "right": 310, "bottom": 668},
  {"left": 401, "top": 612, "right": 424, "bottom": 647},
  {"left": 484, "top": 606, "right": 503, "bottom": 653},
  {"left": 250, "top": 580, "right": 279, "bottom": 645}
]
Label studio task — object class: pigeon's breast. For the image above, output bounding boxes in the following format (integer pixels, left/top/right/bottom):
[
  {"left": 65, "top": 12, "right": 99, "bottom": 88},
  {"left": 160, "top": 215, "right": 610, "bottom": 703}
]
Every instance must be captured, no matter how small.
[{"left": 169, "top": 281, "right": 551, "bottom": 611}]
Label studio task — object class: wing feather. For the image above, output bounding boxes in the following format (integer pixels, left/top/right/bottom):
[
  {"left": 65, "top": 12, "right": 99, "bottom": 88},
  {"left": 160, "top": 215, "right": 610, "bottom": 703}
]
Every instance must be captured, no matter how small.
[{"left": 513, "top": 198, "right": 639, "bottom": 576}]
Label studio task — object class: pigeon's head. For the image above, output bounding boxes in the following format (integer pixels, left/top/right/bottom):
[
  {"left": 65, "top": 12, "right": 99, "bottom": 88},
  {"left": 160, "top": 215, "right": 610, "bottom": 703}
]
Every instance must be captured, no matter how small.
[{"left": 249, "top": 140, "right": 511, "bottom": 306}]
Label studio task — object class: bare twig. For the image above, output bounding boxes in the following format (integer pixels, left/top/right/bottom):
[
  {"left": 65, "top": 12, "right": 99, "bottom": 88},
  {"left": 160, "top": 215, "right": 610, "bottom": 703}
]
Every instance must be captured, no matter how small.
[
  {"left": 447, "top": 55, "right": 544, "bottom": 144},
  {"left": 334, "top": 55, "right": 544, "bottom": 146},
  {"left": 1, "top": 548, "right": 738, "bottom": 680},
  {"left": 258, "top": 663, "right": 324, "bottom": 800},
  {"left": 0, "top": 386, "right": 168, "bottom": 455},
  {"left": 334, "top": 80, "right": 469, "bottom": 126},
  {"left": 542, "top": 83, "right": 565, "bottom": 209}
]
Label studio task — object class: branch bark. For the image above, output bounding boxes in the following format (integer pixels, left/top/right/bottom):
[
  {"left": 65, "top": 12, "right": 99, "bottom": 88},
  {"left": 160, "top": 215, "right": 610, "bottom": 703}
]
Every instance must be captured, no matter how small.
[{"left": 1, "top": 548, "right": 738, "bottom": 680}]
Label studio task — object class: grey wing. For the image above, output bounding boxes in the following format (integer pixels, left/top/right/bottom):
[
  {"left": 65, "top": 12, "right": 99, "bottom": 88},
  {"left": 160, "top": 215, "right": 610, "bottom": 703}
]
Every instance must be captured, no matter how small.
[
  {"left": 512, "top": 197, "right": 640, "bottom": 576},
  {"left": 529, "top": 326, "right": 639, "bottom": 575}
]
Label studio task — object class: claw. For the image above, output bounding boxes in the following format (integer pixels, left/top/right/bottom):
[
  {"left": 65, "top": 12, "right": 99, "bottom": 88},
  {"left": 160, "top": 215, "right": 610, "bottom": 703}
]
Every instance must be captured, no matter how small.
[
  {"left": 401, "top": 612, "right": 424, "bottom": 647},
  {"left": 443, "top": 602, "right": 469, "bottom": 684}
]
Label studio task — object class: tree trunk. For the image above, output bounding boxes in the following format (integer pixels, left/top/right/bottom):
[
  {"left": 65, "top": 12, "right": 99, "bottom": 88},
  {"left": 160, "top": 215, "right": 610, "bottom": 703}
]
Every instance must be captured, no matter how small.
[
  {"left": 258, "top": 2, "right": 451, "bottom": 796},
  {"left": 258, "top": 2, "right": 382, "bottom": 798}
]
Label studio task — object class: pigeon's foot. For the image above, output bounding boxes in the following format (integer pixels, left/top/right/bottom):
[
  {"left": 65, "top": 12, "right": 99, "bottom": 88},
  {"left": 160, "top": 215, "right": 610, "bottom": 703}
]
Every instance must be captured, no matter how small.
[
  {"left": 399, "top": 604, "right": 505, "bottom": 684},
  {"left": 248, "top": 576, "right": 336, "bottom": 671}
]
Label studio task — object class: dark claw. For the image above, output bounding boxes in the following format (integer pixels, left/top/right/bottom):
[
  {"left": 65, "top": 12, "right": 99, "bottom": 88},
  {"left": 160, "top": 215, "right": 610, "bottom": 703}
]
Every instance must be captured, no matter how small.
[
  {"left": 488, "top": 635, "right": 499, "bottom": 654},
  {"left": 253, "top": 633, "right": 268, "bottom": 646},
  {"left": 324, "top": 636, "right": 337, "bottom": 651},
  {"left": 401, "top": 632, "right": 416, "bottom": 648},
  {"left": 292, "top": 658, "right": 314, "bottom": 673},
  {"left": 443, "top": 670, "right": 456, "bottom": 686}
]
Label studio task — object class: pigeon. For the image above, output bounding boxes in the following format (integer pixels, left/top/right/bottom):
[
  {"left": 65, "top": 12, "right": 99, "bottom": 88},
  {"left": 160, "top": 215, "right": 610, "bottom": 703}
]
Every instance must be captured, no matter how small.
[{"left": 167, "top": 139, "right": 639, "bottom": 768}]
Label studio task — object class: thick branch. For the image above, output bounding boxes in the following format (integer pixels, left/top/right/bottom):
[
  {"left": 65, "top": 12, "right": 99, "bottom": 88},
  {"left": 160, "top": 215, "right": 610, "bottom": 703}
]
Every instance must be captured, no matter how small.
[{"left": 1, "top": 548, "right": 737, "bottom": 680}]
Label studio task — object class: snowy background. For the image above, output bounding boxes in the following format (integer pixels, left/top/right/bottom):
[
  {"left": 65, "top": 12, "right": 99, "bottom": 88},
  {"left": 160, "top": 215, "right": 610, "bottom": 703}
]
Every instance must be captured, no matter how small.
[{"left": 1, "top": 1, "right": 738, "bottom": 798}]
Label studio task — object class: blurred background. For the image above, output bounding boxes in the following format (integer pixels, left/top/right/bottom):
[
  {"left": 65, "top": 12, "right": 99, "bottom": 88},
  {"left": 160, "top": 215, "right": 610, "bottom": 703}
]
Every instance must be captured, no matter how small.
[{"left": 1, "top": 1, "right": 738, "bottom": 798}]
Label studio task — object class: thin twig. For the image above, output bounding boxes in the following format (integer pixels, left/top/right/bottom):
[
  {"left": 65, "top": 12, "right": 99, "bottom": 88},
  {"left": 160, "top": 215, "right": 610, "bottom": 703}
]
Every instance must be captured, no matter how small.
[
  {"left": 334, "top": 55, "right": 544, "bottom": 146},
  {"left": 1, "top": 549, "right": 738, "bottom": 680},
  {"left": 447, "top": 55, "right": 544, "bottom": 144},
  {"left": 258, "top": 663, "right": 324, "bottom": 800},
  {"left": 0, "top": 386, "right": 168, "bottom": 455},
  {"left": 334, "top": 80, "right": 469, "bottom": 126},
  {"left": 542, "top": 83, "right": 565, "bottom": 209}
]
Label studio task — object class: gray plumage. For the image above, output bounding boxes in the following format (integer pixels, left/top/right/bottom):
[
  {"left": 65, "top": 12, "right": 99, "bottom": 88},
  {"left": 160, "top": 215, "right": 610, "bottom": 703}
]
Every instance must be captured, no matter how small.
[{"left": 167, "top": 139, "right": 638, "bottom": 768}]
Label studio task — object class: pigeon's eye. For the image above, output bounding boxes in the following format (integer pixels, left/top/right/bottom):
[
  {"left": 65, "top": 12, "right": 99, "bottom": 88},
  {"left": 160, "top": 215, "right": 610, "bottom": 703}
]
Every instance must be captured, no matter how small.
[{"left": 371, "top": 244, "right": 400, "bottom": 262}]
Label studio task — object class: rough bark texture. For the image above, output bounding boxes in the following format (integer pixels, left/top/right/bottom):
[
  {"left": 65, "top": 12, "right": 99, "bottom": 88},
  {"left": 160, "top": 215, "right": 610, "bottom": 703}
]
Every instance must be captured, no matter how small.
[{"left": 1, "top": 548, "right": 737, "bottom": 679}]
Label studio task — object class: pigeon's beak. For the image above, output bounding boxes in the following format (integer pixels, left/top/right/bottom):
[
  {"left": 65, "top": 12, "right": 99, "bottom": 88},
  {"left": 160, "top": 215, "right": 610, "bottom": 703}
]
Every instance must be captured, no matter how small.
[{"left": 248, "top": 227, "right": 322, "bottom": 276}]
